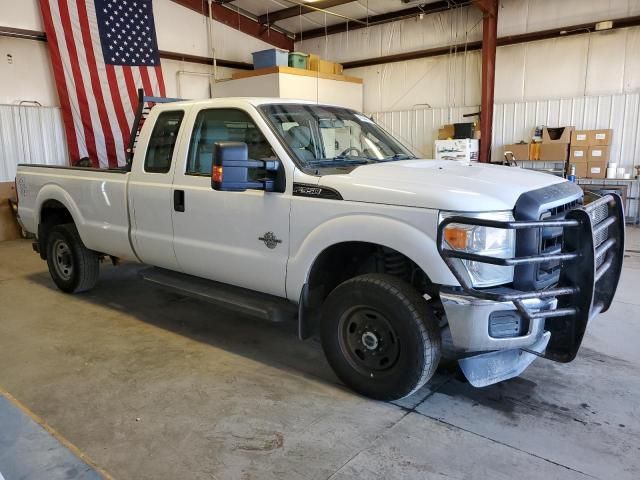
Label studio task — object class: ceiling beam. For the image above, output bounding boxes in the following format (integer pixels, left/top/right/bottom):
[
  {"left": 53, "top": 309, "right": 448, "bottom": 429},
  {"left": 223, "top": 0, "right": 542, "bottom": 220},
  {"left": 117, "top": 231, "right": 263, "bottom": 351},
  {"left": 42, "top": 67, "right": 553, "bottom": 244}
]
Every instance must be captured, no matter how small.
[
  {"left": 171, "top": 0, "right": 294, "bottom": 50},
  {"left": 341, "top": 14, "right": 640, "bottom": 69},
  {"left": 158, "top": 50, "right": 253, "bottom": 70},
  {"left": 296, "top": 1, "right": 470, "bottom": 40},
  {"left": 258, "top": 0, "right": 356, "bottom": 26},
  {"left": 0, "top": 26, "right": 254, "bottom": 70},
  {"left": 0, "top": 25, "right": 46, "bottom": 41}
]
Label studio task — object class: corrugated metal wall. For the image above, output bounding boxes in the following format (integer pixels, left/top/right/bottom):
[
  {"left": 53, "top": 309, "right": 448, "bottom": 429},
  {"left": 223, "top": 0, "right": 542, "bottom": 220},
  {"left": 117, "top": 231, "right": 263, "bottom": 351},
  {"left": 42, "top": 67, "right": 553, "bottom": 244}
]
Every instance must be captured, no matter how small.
[
  {"left": 0, "top": 104, "right": 68, "bottom": 182},
  {"left": 371, "top": 105, "right": 480, "bottom": 159},
  {"left": 371, "top": 92, "right": 640, "bottom": 172},
  {"left": 493, "top": 93, "right": 640, "bottom": 171}
]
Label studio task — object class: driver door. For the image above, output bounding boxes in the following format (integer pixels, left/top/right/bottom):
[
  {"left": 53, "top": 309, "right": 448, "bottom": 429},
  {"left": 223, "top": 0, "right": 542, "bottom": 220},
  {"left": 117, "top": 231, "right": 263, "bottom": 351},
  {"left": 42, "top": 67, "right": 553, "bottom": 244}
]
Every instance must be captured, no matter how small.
[{"left": 170, "top": 107, "right": 290, "bottom": 297}]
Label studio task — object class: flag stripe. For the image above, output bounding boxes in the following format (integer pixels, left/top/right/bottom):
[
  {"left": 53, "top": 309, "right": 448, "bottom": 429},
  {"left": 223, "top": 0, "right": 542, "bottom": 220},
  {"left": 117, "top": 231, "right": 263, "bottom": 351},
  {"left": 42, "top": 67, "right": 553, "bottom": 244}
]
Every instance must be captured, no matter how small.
[
  {"left": 75, "top": 0, "right": 118, "bottom": 167},
  {"left": 57, "top": 0, "right": 98, "bottom": 164},
  {"left": 139, "top": 67, "right": 153, "bottom": 98},
  {"left": 67, "top": 0, "right": 109, "bottom": 168},
  {"left": 49, "top": 0, "right": 89, "bottom": 160},
  {"left": 122, "top": 66, "right": 140, "bottom": 116},
  {"left": 39, "top": 0, "right": 80, "bottom": 162},
  {"left": 155, "top": 66, "right": 166, "bottom": 96},
  {"left": 107, "top": 65, "right": 134, "bottom": 160}
]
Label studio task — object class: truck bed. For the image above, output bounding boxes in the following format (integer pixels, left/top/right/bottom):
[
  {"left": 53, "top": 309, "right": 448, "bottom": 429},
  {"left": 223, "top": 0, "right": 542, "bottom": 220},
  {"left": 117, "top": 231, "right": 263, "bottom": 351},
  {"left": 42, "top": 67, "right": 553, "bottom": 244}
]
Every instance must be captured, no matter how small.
[{"left": 16, "top": 164, "right": 136, "bottom": 260}]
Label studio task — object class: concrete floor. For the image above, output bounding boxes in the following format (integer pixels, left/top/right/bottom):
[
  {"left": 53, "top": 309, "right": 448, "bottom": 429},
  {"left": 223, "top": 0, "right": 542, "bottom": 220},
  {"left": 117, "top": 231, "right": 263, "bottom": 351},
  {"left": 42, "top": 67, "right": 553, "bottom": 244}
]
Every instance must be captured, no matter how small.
[{"left": 0, "top": 228, "right": 639, "bottom": 480}]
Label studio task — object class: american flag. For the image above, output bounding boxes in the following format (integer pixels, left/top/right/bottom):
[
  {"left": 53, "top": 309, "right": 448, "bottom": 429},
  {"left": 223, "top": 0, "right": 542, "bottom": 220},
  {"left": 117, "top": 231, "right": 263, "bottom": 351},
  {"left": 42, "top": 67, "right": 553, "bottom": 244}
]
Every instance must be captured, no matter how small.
[{"left": 40, "top": 0, "right": 166, "bottom": 168}]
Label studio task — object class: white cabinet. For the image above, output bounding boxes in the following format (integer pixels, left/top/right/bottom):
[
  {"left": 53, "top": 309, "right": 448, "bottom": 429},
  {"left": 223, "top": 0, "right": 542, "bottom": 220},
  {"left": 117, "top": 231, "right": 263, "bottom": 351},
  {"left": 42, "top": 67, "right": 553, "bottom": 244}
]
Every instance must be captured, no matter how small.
[{"left": 212, "top": 66, "right": 364, "bottom": 111}]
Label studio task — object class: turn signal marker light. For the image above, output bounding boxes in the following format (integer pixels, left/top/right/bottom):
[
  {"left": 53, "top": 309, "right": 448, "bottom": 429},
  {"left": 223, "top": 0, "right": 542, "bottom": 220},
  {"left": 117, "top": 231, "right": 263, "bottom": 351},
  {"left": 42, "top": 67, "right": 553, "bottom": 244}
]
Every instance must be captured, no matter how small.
[
  {"left": 444, "top": 227, "right": 469, "bottom": 250},
  {"left": 212, "top": 165, "right": 223, "bottom": 183}
]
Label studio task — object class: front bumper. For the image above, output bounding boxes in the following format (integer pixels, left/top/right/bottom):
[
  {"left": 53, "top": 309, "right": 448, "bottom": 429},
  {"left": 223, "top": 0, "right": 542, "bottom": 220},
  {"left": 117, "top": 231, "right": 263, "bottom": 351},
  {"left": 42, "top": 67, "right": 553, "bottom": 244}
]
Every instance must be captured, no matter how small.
[
  {"left": 441, "top": 290, "right": 555, "bottom": 352},
  {"left": 437, "top": 193, "right": 625, "bottom": 366}
]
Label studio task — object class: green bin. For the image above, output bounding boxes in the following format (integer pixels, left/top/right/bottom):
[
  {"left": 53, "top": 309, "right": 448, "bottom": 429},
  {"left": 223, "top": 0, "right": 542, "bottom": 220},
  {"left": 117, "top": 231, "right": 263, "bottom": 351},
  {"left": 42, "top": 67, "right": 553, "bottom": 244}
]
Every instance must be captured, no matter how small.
[{"left": 288, "top": 52, "right": 309, "bottom": 69}]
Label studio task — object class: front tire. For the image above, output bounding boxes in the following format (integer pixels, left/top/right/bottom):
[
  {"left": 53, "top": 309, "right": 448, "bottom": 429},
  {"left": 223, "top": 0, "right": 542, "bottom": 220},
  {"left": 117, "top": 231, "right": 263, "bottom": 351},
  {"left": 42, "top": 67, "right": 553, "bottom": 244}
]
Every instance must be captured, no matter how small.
[
  {"left": 320, "top": 274, "right": 441, "bottom": 401},
  {"left": 46, "top": 224, "right": 99, "bottom": 293}
]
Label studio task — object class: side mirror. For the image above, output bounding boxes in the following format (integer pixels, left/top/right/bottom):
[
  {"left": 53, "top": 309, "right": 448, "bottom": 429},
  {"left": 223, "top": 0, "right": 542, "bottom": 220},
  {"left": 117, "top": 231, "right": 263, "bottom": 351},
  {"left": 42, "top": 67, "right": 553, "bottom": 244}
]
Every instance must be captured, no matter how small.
[{"left": 211, "top": 141, "right": 280, "bottom": 192}]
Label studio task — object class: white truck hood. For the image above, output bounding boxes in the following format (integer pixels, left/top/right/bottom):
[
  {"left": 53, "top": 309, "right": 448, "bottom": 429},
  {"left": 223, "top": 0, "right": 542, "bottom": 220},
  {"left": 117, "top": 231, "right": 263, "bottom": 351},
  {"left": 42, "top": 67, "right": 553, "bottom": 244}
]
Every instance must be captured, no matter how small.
[{"left": 318, "top": 160, "right": 567, "bottom": 211}]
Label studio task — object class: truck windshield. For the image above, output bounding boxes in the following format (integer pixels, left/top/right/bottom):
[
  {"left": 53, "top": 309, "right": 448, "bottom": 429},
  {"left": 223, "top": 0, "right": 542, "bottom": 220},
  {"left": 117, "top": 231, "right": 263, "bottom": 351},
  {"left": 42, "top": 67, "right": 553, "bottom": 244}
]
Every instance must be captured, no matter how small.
[{"left": 260, "top": 104, "right": 415, "bottom": 168}]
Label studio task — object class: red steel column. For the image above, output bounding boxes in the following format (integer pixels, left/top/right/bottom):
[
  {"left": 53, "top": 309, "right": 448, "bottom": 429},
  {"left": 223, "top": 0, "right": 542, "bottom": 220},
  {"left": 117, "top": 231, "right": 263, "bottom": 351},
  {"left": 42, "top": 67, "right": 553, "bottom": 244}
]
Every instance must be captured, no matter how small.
[{"left": 475, "top": 0, "right": 498, "bottom": 163}]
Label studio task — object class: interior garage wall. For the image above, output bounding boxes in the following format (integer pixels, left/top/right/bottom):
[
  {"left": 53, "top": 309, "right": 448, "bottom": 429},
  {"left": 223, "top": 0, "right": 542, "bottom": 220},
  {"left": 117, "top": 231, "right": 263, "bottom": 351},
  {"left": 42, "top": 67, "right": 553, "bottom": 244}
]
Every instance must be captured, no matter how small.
[
  {"left": 0, "top": 104, "right": 67, "bottom": 182},
  {"left": 0, "top": 0, "right": 276, "bottom": 181},
  {"left": 373, "top": 93, "right": 640, "bottom": 170},
  {"left": 296, "top": 0, "right": 640, "bottom": 111},
  {"left": 296, "top": 0, "right": 640, "bottom": 166}
]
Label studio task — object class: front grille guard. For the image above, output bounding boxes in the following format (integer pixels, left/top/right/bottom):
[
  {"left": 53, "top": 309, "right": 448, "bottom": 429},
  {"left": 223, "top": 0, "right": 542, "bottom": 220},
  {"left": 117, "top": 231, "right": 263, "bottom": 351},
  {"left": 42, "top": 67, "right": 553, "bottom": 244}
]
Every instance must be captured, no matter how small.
[{"left": 437, "top": 194, "right": 625, "bottom": 362}]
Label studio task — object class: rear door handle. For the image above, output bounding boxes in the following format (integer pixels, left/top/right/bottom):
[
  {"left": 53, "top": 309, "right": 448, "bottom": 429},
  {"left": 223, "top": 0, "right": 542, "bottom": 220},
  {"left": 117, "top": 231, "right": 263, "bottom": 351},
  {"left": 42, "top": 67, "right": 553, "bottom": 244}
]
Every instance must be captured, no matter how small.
[{"left": 173, "top": 189, "right": 185, "bottom": 212}]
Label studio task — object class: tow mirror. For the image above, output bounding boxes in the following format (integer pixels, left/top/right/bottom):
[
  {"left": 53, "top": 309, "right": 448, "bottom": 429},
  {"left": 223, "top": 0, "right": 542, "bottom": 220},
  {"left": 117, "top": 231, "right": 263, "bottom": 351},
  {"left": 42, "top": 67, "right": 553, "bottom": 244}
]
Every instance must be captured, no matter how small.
[{"left": 211, "top": 141, "right": 281, "bottom": 192}]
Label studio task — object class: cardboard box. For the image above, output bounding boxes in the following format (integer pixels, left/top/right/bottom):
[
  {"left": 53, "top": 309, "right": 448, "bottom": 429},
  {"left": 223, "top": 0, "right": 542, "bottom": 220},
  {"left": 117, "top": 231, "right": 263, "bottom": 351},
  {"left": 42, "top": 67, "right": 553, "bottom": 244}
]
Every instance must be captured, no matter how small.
[
  {"left": 435, "top": 139, "right": 479, "bottom": 162},
  {"left": 503, "top": 143, "right": 530, "bottom": 161},
  {"left": 569, "top": 146, "right": 588, "bottom": 162},
  {"left": 333, "top": 63, "right": 343, "bottom": 75},
  {"left": 539, "top": 143, "right": 568, "bottom": 161},
  {"left": 589, "top": 129, "right": 613, "bottom": 146},
  {"left": 542, "top": 126, "right": 574, "bottom": 144},
  {"left": 587, "top": 159, "right": 607, "bottom": 179},
  {"left": 588, "top": 146, "right": 610, "bottom": 162},
  {"left": 571, "top": 130, "right": 590, "bottom": 146},
  {"left": 529, "top": 142, "right": 541, "bottom": 161},
  {"left": 318, "top": 59, "right": 334, "bottom": 74},
  {"left": 573, "top": 162, "right": 588, "bottom": 178},
  {"left": 0, "top": 182, "right": 22, "bottom": 242},
  {"left": 308, "top": 54, "right": 320, "bottom": 72},
  {"left": 438, "top": 124, "right": 455, "bottom": 140}
]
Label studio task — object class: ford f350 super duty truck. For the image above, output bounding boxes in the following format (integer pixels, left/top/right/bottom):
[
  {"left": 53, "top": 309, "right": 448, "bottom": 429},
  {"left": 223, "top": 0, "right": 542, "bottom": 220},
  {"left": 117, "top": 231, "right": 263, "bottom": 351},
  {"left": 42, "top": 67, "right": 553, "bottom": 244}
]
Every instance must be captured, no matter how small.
[{"left": 15, "top": 97, "right": 625, "bottom": 400}]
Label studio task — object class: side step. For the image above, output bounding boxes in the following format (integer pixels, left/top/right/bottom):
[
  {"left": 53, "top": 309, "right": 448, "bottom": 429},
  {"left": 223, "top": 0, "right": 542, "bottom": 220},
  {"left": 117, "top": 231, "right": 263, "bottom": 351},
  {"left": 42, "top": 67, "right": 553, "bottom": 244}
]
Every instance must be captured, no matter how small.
[{"left": 140, "top": 267, "right": 297, "bottom": 322}]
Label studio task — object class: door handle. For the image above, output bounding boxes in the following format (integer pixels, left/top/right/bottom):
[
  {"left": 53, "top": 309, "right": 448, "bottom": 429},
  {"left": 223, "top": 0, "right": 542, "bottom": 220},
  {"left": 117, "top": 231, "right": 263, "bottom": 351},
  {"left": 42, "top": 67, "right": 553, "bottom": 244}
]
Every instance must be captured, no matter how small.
[{"left": 173, "top": 190, "right": 185, "bottom": 212}]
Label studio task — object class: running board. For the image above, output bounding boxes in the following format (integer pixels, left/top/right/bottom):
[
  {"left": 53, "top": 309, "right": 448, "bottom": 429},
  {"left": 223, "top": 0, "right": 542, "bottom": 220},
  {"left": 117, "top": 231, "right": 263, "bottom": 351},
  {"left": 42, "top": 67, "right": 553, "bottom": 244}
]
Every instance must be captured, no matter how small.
[{"left": 139, "top": 268, "right": 297, "bottom": 323}]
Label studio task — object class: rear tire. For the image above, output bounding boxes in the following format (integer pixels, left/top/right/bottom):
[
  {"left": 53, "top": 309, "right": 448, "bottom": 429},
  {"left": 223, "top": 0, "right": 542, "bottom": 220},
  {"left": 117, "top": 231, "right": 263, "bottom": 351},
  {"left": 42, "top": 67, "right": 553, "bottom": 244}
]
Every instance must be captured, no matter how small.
[
  {"left": 320, "top": 274, "right": 441, "bottom": 401},
  {"left": 46, "top": 224, "right": 99, "bottom": 293}
]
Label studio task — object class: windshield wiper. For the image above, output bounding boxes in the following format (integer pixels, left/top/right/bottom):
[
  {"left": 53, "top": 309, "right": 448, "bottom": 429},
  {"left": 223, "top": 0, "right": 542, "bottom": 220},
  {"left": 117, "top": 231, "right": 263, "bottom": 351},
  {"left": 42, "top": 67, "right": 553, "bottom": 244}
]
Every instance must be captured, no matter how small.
[
  {"left": 382, "top": 153, "right": 416, "bottom": 161},
  {"left": 308, "top": 158, "right": 369, "bottom": 167}
]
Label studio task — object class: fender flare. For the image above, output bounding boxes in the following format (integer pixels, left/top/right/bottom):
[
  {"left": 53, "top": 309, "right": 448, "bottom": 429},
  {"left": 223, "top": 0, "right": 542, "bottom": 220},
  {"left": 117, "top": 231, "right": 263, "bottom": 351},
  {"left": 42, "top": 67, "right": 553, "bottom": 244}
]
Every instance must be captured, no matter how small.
[
  {"left": 35, "top": 184, "right": 89, "bottom": 248},
  {"left": 286, "top": 213, "right": 458, "bottom": 302}
]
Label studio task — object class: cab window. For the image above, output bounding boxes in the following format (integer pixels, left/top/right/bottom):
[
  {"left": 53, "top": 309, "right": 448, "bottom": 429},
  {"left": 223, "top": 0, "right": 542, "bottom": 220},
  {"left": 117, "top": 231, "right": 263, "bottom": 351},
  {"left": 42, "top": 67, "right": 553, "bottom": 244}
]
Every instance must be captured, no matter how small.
[
  {"left": 186, "top": 108, "right": 276, "bottom": 175},
  {"left": 144, "top": 110, "right": 184, "bottom": 173}
]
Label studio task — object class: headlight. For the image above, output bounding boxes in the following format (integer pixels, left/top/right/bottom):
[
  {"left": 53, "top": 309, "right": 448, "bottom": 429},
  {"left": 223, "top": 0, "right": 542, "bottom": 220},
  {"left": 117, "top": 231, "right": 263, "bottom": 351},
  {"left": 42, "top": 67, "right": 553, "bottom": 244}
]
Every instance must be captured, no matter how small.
[{"left": 440, "top": 210, "right": 515, "bottom": 287}]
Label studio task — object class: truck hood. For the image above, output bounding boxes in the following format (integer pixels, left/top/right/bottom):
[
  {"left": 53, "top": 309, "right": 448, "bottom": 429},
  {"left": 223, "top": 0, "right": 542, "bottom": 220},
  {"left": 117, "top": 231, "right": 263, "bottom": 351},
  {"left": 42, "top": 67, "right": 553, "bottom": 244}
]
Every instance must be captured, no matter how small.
[{"left": 319, "top": 160, "right": 567, "bottom": 211}]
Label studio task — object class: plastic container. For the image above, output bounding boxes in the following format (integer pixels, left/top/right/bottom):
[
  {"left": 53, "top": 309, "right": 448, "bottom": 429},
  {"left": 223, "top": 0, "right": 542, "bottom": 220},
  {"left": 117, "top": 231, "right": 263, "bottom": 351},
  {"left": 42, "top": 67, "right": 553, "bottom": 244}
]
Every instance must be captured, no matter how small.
[
  {"left": 288, "top": 52, "right": 309, "bottom": 69},
  {"left": 252, "top": 48, "right": 289, "bottom": 69}
]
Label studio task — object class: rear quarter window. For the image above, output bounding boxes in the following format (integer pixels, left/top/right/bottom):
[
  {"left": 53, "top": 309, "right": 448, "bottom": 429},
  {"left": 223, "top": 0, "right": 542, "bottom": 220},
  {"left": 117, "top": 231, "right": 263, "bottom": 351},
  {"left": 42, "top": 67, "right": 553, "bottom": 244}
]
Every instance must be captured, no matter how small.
[{"left": 144, "top": 110, "right": 185, "bottom": 173}]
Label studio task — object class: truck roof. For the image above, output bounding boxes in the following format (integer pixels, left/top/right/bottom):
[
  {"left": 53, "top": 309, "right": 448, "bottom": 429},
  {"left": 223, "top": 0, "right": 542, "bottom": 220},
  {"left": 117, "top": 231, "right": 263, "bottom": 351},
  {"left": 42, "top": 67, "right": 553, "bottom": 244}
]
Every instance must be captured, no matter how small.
[{"left": 152, "top": 97, "right": 347, "bottom": 111}]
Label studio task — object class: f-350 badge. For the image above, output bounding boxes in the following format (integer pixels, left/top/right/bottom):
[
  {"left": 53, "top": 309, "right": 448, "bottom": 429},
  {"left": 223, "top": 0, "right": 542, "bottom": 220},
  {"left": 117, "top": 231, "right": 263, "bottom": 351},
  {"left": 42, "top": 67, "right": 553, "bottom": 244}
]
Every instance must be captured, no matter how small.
[{"left": 259, "top": 232, "right": 282, "bottom": 249}]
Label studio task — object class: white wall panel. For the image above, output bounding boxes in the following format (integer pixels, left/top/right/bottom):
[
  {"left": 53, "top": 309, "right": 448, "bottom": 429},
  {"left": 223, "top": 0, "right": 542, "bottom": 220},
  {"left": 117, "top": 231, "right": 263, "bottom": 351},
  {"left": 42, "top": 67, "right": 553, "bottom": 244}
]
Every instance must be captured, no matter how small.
[
  {"left": 0, "top": 37, "right": 59, "bottom": 106},
  {"left": 297, "top": 0, "right": 640, "bottom": 66},
  {"left": 624, "top": 27, "right": 640, "bottom": 91},
  {"left": 586, "top": 30, "right": 626, "bottom": 96},
  {"left": 153, "top": 0, "right": 276, "bottom": 63},
  {"left": 347, "top": 50, "right": 481, "bottom": 112},
  {"left": 0, "top": 0, "right": 42, "bottom": 30},
  {"left": 370, "top": 93, "right": 640, "bottom": 173},
  {"left": 371, "top": 105, "right": 479, "bottom": 159},
  {"left": 492, "top": 94, "right": 640, "bottom": 170},
  {"left": 0, "top": 104, "right": 67, "bottom": 182}
]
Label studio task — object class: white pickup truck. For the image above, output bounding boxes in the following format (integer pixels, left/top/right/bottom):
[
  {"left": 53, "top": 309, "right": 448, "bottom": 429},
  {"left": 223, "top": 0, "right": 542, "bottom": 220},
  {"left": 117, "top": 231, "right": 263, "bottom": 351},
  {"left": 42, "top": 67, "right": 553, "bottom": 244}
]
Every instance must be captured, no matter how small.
[{"left": 16, "top": 97, "right": 624, "bottom": 400}]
